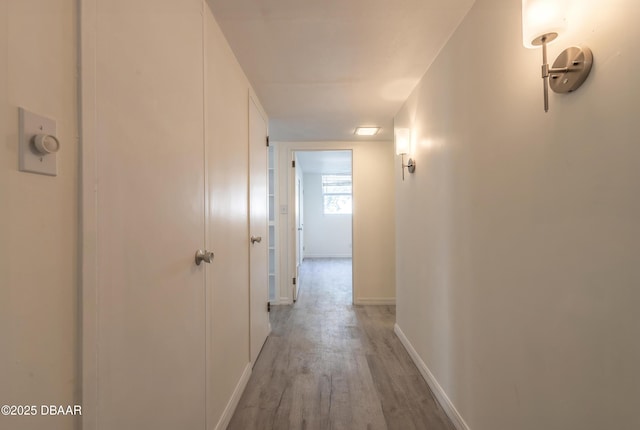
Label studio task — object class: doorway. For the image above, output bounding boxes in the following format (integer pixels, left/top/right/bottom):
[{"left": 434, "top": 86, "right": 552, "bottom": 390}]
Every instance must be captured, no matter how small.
[{"left": 292, "top": 150, "right": 353, "bottom": 302}]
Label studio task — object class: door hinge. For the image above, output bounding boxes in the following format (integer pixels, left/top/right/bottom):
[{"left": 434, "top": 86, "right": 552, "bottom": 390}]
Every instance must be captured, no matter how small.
[
  {"left": 266, "top": 136, "right": 270, "bottom": 147},
  {"left": 267, "top": 301, "right": 271, "bottom": 312},
  {"left": 291, "top": 160, "right": 295, "bottom": 168},
  {"left": 292, "top": 277, "right": 296, "bottom": 285}
]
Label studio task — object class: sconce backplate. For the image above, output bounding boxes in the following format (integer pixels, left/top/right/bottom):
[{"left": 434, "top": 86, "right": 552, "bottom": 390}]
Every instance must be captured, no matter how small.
[
  {"left": 407, "top": 158, "right": 415, "bottom": 173},
  {"left": 550, "top": 46, "right": 593, "bottom": 94}
]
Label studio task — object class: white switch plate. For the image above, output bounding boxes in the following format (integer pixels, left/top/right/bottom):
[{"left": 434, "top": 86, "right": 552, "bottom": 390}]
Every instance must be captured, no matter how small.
[{"left": 19, "top": 107, "right": 58, "bottom": 176}]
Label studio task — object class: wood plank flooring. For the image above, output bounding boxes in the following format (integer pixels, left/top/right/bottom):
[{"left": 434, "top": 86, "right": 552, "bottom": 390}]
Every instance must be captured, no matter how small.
[{"left": 227, "top": 258, "right": 454, "bottom": 430}]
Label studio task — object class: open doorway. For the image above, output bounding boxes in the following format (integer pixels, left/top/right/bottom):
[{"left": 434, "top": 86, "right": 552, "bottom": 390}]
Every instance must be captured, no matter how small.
[{"left": 293, "top": 150, "right": 353, "bottom": 302}]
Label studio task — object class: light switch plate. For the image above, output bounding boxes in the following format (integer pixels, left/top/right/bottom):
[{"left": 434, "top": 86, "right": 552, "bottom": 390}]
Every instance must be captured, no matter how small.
[{"left": 19, "top": 107, "right": 58, "bottom": 176}]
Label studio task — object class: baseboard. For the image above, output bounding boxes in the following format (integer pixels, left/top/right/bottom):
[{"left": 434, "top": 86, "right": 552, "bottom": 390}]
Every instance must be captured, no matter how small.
[
  {"left": 303, "top": 254, "right": 352, "bottom": 259},
  {"left": 353, "top": 297, "right": 396, "bottom": 305},
  {"left": 271, "top": 297, "right": 293, "bottom": 305},
  {"left": 214, "top": 362, "right": 252, "bottom": 430},
  {"left": 394, "top": 324, "right": 470, "bottom": 430}
]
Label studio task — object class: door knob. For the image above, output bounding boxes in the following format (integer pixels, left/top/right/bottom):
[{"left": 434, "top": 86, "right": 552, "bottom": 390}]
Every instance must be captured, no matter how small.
[
  {"left": 250, "top": 236, "right": 262, "bottom": 244},
  {"left": 195, "top": 249, "right": 214, "bottom": 265}
]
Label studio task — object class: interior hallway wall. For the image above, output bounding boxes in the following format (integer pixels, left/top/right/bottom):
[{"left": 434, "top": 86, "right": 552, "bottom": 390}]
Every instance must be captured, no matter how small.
[
  {"left": 275, "top": 141, "right": 395, "bottom": 305},
  {"left": 302, "top": 172, "right": 352, "bottom": 258},
  {"left": 0, "top": 1, "right": 78, "bottom": 429},
  {"left": 394, "top": 0, "right": 640, "bottom": 429}
]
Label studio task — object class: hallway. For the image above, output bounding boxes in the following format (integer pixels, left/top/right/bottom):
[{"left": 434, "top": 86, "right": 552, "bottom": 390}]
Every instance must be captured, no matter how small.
[{"left": 228, "top": 259, "right": 454, "bottom": 430}]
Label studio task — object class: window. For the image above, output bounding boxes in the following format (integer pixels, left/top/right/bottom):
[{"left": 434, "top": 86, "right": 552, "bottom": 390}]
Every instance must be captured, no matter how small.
[{"left": 322, "top": 174, "right": 352, "bottom": 215}]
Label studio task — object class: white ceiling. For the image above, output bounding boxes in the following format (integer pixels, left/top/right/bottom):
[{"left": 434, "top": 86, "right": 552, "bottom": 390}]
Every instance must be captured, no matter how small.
[
  {"left": 207, "top": 0, "right": 475, "bottom": 142},
  {"left": 296, "top": 150, "right": 352, "bottom": 174}
]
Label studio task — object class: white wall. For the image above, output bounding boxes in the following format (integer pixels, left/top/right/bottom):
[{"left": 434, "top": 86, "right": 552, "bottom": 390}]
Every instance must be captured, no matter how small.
[
  {"left": 0, "top": 1, "right": 78, "bottom": 429},
  {"left": 394, "top": 0, "right": 640, "bottom": 429},
  {"left": 302, "top": 172, "right": 352, "bottom": 258},
  {"left": 275, "top": 141, "right": 395, "bottom": 305}
]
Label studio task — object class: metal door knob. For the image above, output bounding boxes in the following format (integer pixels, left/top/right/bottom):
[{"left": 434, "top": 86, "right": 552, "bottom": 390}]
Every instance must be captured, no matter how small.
[
  {"left": 250, "top": 236, "right": 262, "bottom": 244},
  {"left": 195, "top": 249, "right": 214, "bottom": 265}
]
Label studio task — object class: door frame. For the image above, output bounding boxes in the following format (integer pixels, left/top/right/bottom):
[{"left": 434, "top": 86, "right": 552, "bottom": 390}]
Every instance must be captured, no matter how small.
[{"left": 288, "top": 147, "right": 355, "bottom": 305}]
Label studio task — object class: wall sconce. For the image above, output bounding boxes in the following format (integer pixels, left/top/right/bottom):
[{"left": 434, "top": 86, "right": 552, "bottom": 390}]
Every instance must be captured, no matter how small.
[
  {"left": 395, "top": 128, "right": 415, "bottom": 180},
  {"left": 522, "top": 0, "right": 593, "bottom": 112}
]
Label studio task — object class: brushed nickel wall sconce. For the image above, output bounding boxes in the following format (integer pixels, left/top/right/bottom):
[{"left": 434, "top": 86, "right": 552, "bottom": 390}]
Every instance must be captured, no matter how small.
[
  {"left": 395, "top": 128, "right": 415, "bottom": 180},
  {"left": 522, "top": 0, "right": 593, "bottom": 112}
]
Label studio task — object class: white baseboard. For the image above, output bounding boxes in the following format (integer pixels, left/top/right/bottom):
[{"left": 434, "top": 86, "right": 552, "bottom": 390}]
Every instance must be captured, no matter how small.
[
  {"left": 271, "top": 297, "right": 293, "bottom": 305},
  {"left": 303, "top": 254, "right": 352, "bottom": 259},
  {"left": 394, "top": 324, "right": 470, "bottom": 430},
  {"left": 353, "top": 297, "right": 396, "bottom": 305},
  {"left": 214, "top": 362, "right": 252, "bottom": 430}
]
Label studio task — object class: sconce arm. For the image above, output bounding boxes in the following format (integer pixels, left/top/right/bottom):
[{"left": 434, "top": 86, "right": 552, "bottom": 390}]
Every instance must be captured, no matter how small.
[
  {"left": 542, "top": 63, "right": 570, "bottom": 79},
  {"left": 538, "top": 36, "right": 593, "bottom": 112}
]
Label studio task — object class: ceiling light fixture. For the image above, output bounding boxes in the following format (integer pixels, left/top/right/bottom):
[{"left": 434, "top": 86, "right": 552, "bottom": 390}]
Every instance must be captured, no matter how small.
[
  {"left": 354, "top": 127, "right": 380, "bottom": 136},
  {"left": 522, "top": 0, "right": 593, "bottom": 112}
]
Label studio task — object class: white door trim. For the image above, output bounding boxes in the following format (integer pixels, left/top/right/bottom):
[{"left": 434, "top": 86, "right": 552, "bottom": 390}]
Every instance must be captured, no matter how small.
[{"left": 286, "top": 145, "right": 355, "bottom": 305}]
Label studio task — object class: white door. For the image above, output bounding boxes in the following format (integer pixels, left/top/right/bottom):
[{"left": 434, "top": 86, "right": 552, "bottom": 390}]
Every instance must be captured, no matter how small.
[
  {"left": 294, "top": 167, "right": 303, "bottom": 301},
  {"left": 249, "top": 96, "right": 270, "bottom": 365},
  {"left": 297, "top": 178, "right": 304, "bottom": 266},
  {"left": 94, "top": 3, "right": 206, "bottom": 429}
]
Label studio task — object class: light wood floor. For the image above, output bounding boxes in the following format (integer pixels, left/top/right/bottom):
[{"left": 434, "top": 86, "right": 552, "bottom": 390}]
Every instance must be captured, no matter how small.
[{"left": 228, "top": 258, "right": 455, "bottom": 430}]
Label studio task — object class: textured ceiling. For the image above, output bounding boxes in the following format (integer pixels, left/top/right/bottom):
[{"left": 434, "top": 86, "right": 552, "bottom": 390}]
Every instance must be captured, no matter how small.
[{"left": 207, "top": 0, "right": 475, "bottom": 142}]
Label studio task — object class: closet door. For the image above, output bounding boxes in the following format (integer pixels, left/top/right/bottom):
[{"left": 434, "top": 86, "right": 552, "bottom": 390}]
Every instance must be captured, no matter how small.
[
  {"left": 94, "top": 1, "right": 206, "bottom": 428},
  {"left": 249, "top": 96, "right": 270, "bottom": 365}
]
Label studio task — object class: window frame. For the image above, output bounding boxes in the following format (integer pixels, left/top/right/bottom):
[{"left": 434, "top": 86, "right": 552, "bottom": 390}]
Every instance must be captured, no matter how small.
[{"left": 321, "top": 174, "right": 353, "bottom": 215}]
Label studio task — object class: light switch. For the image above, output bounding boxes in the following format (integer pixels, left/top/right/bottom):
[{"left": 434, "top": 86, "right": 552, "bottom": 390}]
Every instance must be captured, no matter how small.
[{"left": 19, "top": 107, "right": 59, "bottom": 176}]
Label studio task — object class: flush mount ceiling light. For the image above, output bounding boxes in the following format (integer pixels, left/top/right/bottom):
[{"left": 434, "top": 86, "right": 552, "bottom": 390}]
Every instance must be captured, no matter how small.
[
  {"left": 522, "top": 0, "right": 593, "bottom": 112},
  {"left": 354, "top": 127, "right": 380, "bottom": 136}
]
